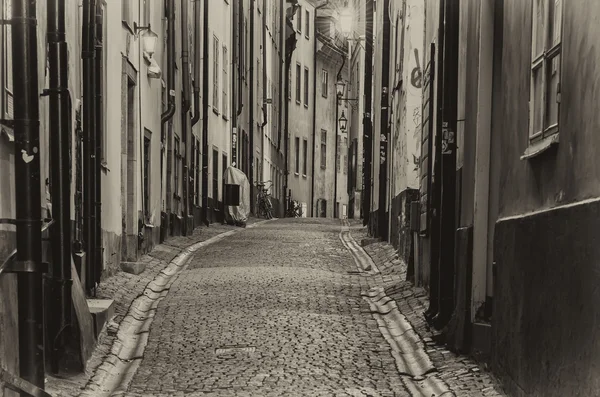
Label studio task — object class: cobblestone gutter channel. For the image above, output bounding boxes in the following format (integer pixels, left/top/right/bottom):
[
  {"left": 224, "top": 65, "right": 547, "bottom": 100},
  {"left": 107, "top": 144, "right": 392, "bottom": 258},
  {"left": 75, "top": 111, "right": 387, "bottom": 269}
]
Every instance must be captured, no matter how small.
[
  {"left": 79, "top": 220, "right": 271, "bottom": 397},
  {"left": 341, "top": 220, "right": 454, "bottom": 397}
]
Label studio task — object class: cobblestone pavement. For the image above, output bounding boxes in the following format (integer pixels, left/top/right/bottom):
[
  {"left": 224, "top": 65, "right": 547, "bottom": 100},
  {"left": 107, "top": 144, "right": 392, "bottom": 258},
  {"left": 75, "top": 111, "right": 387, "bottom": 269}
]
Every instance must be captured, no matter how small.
[
  {"left": 45, "top": 219, "right": 262, "bottom": 397},
  {"left": 128, "top": 218, "right": 411, "bottom": 396}
]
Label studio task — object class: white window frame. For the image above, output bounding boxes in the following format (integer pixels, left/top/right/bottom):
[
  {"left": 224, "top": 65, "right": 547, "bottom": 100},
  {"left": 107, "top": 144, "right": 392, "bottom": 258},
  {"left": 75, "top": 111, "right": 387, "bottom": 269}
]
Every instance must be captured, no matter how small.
[
  {"left": 213, "top": 35, "right": 220, "bottom": 113},
  {"left": 322, "top": 69, "right": 328, "bottom": 98},
  {"left": 222, "top": 45, "right": 228, "bottom": 119},
  {"left": 529, "top": 0, "right": 563, "bottom": 142}
]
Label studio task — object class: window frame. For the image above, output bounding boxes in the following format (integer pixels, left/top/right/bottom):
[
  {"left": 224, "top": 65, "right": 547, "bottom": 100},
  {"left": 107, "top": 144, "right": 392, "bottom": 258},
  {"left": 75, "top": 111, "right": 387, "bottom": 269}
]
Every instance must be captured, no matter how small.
[
  {"left": 321, "top": 69, "right": 328, "bottom": 98},
  {"left": 305, "top": 9, "right": 310, "bottom": 39},
  {"left": 143, "top": 129, "right": 152, "bottom": 220},
  {"left": 528, "top": 0, "right": 563, "bottom": 143},
  {"left": 213, "top": 35, "right": 220, "bottom": 113},
  {"left": 222, "top": 45, "right": 228, "bottom": 119},
  {"left": 295, "top": 136, "right": 300, "bottom": 174},
  {"left": 320, "top": 129, "right": 327, "bottom": 169},
  {"left": 295, "top": 63, "right": 301, "bottom": 103},
  {"left": 304, "top": 67, "right": 309, "bottom": 107},
  {"left": 302, "top": 138, "right": 308, "bottom": 176},
  {"left": 297, "top": 5, "right": 302, "bottom": 33}
]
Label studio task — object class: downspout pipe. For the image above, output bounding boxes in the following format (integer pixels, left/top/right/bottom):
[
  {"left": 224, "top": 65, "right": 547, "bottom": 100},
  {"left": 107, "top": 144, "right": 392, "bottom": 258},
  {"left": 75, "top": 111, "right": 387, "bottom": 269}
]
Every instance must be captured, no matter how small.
[
  {"left": 94, "top": 2, "right": 103, "bottom": 287},
  {"left": 181, "top": 0, "right": 190, "bottom": 235},
  {"left": 249, "top": 0, "right": 255, "bottom": 212},
  {"left": 82, "top": 0, "right": 97, "bottom": 293},
  {"left": 201, "top": 0, "right": 209, "bottom": 226},
  {"left": 12, "top": 0, "right": 45, "bottom": 388},
  {"left": 191, "top": 0, "right": 201, "bottom": 127},
  {"left": 47, "top": 0, "right": 73, "bottom": 374}
]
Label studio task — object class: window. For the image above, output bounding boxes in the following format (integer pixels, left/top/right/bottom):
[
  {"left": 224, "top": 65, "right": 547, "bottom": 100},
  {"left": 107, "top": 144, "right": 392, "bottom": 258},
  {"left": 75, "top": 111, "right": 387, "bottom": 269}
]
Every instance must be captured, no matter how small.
[
  {"left": 343, "top": 137, "right": 348, "bottom": 174},
  {"left": 529, "top": 0, "right": 562, "bottom": 141},
  {"left": 295, "top": 137, "right": 300, "bottom": 173},
  {"left": 222, "top": 153, "right": 228, "bottom": 195},
  {"left": 302, "top": 139, "right": 308, "bottom": 176},
  {"left": 174, "top": 136, "right": 180, "bottom": 197},
  {"left": 320, "top": 130, "right": 327, "bottom": 169},
  {"left": 213, "top": 36, "right": 220, "bottom": 112},
  {"left": 212, "top": 148, "right": 219, "bottom": 204},
  {"left": 297, "top": 6, "right": 302, "bottom": 33},
  {"left": 295, "top": 63, "right": 301, "bottom": 103},
  {"left": 288, "top": 67, "right": 292, "bottom": 100},
  {"left": 304, "top": 67, "right": 309, "bottom": 106},
  {"left": 223, "top": 45, "right": 228, "bottom": 118},
  {"left": 257, "top": 57, "right": 261, "bottom": 116},
  {"left": 121, "top": 0, "right": 135, "bottom": 30},
  {"left": 1, "top": 0, "right": 13, "bottom": 120},
  {"left": 305, "top": 9, "right": 310, "bottom": 38},
  {"left": 321, "top": 69, "right": 328, "bottom": 98},
  {"left": 143, "top": 130, "right": 151, "bottom": 219}
]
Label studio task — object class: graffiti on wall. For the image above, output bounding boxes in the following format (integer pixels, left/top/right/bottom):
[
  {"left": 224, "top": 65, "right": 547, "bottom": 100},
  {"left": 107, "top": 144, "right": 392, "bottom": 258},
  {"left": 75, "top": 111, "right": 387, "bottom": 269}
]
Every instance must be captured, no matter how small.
[{"left": 410, "top": 49, "right": 422, "bottom": 89}]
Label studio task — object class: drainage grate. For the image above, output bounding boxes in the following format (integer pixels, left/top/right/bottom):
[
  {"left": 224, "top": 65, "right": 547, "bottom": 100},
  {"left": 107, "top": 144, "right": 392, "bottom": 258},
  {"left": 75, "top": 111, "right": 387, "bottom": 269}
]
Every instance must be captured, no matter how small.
[{"left": 215, "top": 346, "right": 256, "bottom": 358}]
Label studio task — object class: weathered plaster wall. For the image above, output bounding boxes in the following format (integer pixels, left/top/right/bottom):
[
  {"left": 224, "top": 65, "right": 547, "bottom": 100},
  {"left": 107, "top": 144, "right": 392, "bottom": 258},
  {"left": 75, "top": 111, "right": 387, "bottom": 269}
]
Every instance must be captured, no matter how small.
[
  {"left": 313, "top": 54, "right": 339, "bottom": 217},
  {"left": 496, "top": 0, "right": 600, "bottom": 218},
  {"left": 287, "top": 0, "right": 315, "bottom": 211}
]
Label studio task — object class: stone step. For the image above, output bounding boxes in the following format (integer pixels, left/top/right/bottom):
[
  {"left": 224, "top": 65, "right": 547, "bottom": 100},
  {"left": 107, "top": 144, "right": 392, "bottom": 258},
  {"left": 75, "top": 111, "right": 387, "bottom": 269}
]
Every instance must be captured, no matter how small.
[
  {"left": 120, "top": 261, "right": 147, "bottom": 275},
  {"left": 87, "top": 299, "right": 115, "bottom": 338}
]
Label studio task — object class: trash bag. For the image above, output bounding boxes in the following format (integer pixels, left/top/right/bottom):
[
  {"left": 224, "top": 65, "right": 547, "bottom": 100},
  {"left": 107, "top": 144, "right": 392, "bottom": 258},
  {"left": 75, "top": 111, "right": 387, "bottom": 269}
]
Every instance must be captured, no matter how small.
[{"left": 223, "top": 166, "right": 250, "bottom": 226}]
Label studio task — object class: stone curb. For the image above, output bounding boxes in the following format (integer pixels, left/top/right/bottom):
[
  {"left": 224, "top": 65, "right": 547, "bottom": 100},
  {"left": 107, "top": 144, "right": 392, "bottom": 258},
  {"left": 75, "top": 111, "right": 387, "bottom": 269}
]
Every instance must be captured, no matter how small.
[
  {"left": 349, "top": 224, "right": 506, "bottom": 397},
  {"left": 77, "top": 219, "right": 272, "bottom": 396},
  {"left": 340, "top": 221, "right": 454, "bottom": 397}
]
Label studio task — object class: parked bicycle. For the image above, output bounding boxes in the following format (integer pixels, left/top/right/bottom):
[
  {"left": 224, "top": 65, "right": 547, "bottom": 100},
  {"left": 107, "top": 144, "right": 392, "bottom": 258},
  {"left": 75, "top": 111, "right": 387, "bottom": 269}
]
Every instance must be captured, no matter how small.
[
  {"left": 286, "top": 198, "right": 302, "bottom": 218},
  {"left": 255, "top": 180, "right": 274, "bottom": 219}
]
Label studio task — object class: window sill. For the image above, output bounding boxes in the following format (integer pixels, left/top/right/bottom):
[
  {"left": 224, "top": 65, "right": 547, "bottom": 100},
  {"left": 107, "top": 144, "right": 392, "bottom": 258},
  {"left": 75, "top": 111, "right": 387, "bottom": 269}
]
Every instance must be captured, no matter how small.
[
  {"left": 222, "top": 114, "right": 229, "bottom": 121},
  {"left": 294, "top": 172, "right": 300, "bottom": 176},
  {"left": 0, "top": 126, "right": 14, "bottom": 144},
  {"left": 296, "top": 100, "right": 301, "bottom": 105},
  {"left": 302, "top": 174, "right": 307, "bottom": 178},
  {"left": 520, "top": 133, "right": 559, "bottom": 160},
  {"left": 212, "top": 107, "right": 220, "bottom": 116},
  {"left": 304, "top": 104, "right": 309, "bottom": 108},
  {"left": 320, "top": 166, "right": 326, "bottom": 170},
  {"left": 100, "top": 162, "right": 110, "bottom": 173}
]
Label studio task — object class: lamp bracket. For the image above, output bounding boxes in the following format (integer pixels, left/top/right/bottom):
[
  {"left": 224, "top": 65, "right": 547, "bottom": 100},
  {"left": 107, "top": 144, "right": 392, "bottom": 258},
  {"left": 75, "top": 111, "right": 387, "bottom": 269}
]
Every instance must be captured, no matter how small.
[{"left": 134, "top": 22, "right": 151, "bottom": 35}]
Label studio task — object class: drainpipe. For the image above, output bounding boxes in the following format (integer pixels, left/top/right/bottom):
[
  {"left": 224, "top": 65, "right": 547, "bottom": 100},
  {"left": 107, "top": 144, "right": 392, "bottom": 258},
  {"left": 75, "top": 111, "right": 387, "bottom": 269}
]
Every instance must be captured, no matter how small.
[
  {"left": 46, "top": 0, "right": 72, "bottom": 374},
  {"left": 94, "top": 2, "right": 103, "bottom": 286},
  {"left": 249, "top": 0, "right": 255, "bottom": 212},
  {"left": 201, "top": 0, "right": 209, "bottom": 226},
  {"left": 191, "top": 0, "right": 201, "bottom": 127},
  {"left": 181, "top": 0, "right": 190, "bottom": 234},
  {"left": 161, "top": 0, "right": 175, "bottom": 235},
  {"left": 82, "top": 0, "right": 97, "bottom": 293},
  {"left": 260, "top": 0, "right": 267, "bottom": 187},
  {"left": 277, "top": 0, "right": 283, "bottom": 153},
  {"left": 11, "top": 0, "right": 45, "bottom": 388}
]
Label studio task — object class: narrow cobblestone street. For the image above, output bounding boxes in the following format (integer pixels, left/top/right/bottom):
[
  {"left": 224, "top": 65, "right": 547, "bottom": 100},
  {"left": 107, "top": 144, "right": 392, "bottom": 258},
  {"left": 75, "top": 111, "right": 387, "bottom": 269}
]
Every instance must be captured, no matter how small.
[{"left": 75, "top": 218, "right": 500, "bottom": 397}]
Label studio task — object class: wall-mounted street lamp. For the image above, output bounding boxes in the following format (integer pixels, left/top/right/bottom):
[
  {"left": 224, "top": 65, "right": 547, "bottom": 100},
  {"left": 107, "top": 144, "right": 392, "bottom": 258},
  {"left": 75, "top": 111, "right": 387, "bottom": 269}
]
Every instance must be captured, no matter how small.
[
  {"left": 134, "top": 22, "right": 159, "bottom": 57},
  {"left": 338, "top": 110, "right": 348, "bottom": 132}
]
